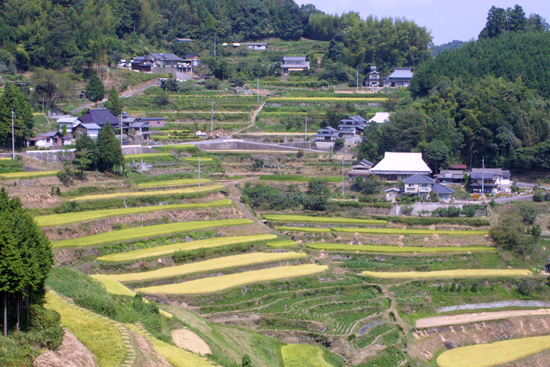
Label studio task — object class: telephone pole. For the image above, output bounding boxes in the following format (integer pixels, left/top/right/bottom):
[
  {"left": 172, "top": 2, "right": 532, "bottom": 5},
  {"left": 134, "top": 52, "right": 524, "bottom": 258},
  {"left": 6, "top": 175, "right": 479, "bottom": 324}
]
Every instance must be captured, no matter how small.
[
  {"left": 341, "top": 159, "right": 345, "bottom": 197},
  {"left": 198, "top": 158, "right": 201, "bottom": 193},
  {"left": 256, "top": 77, "right": 260, "bottom": 104},
  {"left": 120, "top": 111, "right": 123, "bottom": 146},
  {"left": 11, "top": 109, "right": 15, "bottom": 160},
  {"left": 210, "top": 100, "right": 214, "bottom": 137},
  {"left": 304, "top": 116, "right": 308, "bottom": 141},
  {"left": 481, "top": 157, "right": 485, "bottom": 196}
]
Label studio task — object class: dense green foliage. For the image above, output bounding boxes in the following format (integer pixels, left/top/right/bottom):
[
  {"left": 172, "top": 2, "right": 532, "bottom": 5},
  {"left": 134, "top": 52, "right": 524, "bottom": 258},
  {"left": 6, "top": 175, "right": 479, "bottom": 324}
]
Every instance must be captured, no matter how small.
[
  {"left": 95, "top": 121, "right": 123, "bottom": 172},
  {"left": 86, "top": 74, "right": 105, "bottom": 105},
  {"left": 0, "top": 83, "right": 34, "bottom": 149},
  {"left": 105, "top": 87, "right": 122, "bottom": 117}
]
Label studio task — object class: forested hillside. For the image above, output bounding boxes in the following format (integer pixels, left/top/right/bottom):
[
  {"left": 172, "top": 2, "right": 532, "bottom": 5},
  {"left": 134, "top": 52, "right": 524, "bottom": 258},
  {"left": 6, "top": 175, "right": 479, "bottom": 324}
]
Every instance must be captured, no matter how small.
[{"left": 0, "top": 0, "right": 430, "bottom": 72}]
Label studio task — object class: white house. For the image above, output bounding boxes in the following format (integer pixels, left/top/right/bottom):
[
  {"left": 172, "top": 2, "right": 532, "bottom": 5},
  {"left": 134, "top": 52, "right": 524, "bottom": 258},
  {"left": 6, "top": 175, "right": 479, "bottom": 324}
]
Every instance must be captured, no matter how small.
[
  {"left": 384, "top": 67, "right": 414, "bottom": 87},
  {"left": 403, "top": 174, "right": 454, "bottom": 202},
  {"left": 26, "top": 131, "right": 64, "bottom": 148},
  {"left": 370, "top": 152, "right": 431, "bottom": 180},
  {"left": 57, "top": 117, "right": 81, "bottom": 134},
  {"left": 281, "top": 56, "right": 310, "bottom": 74}
]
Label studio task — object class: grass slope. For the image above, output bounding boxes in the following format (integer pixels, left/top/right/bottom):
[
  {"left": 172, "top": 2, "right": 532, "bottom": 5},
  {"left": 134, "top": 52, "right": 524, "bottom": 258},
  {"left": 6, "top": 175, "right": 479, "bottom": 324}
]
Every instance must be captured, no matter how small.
[
  {"left": 362, "top": 269, "right": 533, "bottom": 279},
  {"left": 68, "top": 185, "right": 224, "bottom": 201},
  {"left": 264, "top": 214, "right": 387, "bottom": 225},
  {"left": 281, "top": 344, "right": 333, "bottom": 367},
  {"left": 44, "top": 292, "right": 126, "bottom": 367},
  {"left": 35, "top": 199, "right": 232, "bottom": 226},
  {"left": 98, "top": 234, "right": 277, "bottom": 262},
  {"left": 97, "top": 252, "right": 307, "bottom": 282},
  {"left": 437, "top": 335, "right": 550, "bottom": 367},
  {"left": 307, "top": 243, "right": 496, "bottom": 253},
  {"left": 51, "top": 219, "right": 253, "bottom": 249},
  {"left": 137, "top": 264, "right": 329, "bottom": 294}
]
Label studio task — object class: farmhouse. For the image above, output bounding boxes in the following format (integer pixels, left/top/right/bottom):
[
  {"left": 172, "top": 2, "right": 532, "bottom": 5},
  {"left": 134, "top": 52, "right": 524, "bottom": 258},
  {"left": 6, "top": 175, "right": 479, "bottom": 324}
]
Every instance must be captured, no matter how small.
[
  {"left": 57, "top": 116, "right": 81, "bottom": 134},
  {"left": 383, "top": 67, "right": 414, "bottom": 87},
  {"left": 130, "top": 55, "right": 154, "bottom": 72},
  {"left": 370, "top": 152, "right": 431, "bottom": 180},
  {"left": 312, "top": 127, "right": 338, "bottom": 142},
  {"left": 470, "top": 168, "right": 511, "bottom": 192},
  {"left": 403, "top": 174, "right": 454, "bottom": 202},
  {"left": 365, "top": 66, "right": 381, "bottom": 87},
  {"left": 26, "top": 131, "right": 64, "bottom": 148},
  {"left": 80, "top": 108, "right": 121, "bottom": 128},
  {"left": 148, "top": 52, "right": 184, "bottom": 68},
  {"left": 74, "top": 123, "right": 101, "bottom": 140},
  {"left": 244, "top": 42, "right": 267, "bottom": 50},
  {"left": 281, "top": 56, "right": 310, "bottom": 74},
  {"left": 434, "top": 169, "right": 465, "bottom": 185},
  {"left": 348, "top": 159, "right": 374, "bottom": 178}
]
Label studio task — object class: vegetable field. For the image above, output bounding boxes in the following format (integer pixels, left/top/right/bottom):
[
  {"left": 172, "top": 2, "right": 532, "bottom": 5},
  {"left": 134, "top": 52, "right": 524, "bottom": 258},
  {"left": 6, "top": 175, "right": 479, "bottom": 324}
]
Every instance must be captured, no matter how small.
[
  {"left": 137, "top": 264, "right": 329, "bottom": 294},
  {"left": 51, "top": 219, "right": 254, "bottom": 248},
  {"left": 362, "top": 269, "right": 533, "bottom": 279}
]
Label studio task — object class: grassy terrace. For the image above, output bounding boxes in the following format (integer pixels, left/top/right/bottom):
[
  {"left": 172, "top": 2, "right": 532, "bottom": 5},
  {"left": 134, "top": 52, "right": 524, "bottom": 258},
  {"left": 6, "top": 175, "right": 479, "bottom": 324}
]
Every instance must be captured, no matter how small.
[
  {"left": 361, "top": 269, "right": 533, "bottom": 279},
  {"left": 264, "top": 214, "right": 387, "bottom": 225},
  {"left": 95, "top": 252, "right": 307, "bottom": 282},
  {"left": 259, "top": 175, "right": 341, "bottom": 182},
  {"left": 97, "top": 234, "right": 277, "bottom": 262},
  {"left": 306, "top": 243, "right": 496, "bottom": 254},
  {"left": 51, "top": 219, "right": 254, "bottom": 249},
  {"left": 68, "top": 185, "right": 224, "bottom": 201},
  {"left": 333, "top": 227, "right": 489, "bottom": 235},
  {"left": 278, "top": 226, "right": 331, "bottom": 233},
  {"left": 282, "top": 344, "right": 332, "bottom": 367},
  {"left": 137, "top": 178, "right": 211, "bottom": 188},
  {"left": 35, "top": 199, "right": 232, "bottom": 226},
  {"left": 0, "top": 170, "right": 59, "bottom": 179},
  {"left": 137, "top": 264, "right": 329, "bottom": 294},
  {"left": 437, "top": 335, "right": 550, "bottom": 367}
]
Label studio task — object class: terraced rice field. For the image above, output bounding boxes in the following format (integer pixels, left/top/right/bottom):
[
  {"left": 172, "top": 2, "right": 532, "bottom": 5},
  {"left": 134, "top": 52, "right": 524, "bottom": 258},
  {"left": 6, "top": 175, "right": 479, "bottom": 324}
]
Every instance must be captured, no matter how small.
[
  {"left": 183, "top": 157, "right": 213, "bottom": 162},
  {"left": 361, "top": 269, "right": 532, "bottom": 279},
  {"left": 0, "top": 170, "right": 59, "bottom": 179},
  {"left": 437, "top": 335, "right": 550, "bottom": 367},
  {"left": 333, "top": 227, "right": 489, "bottom": 235},
  {"left": 97, "top": 234, "right": 277, "bottom": 262},
  {"left": 265, "top": 240, "right": 298, "bottom": 247},
  {"left": 281, "top": 344, "right": 332, "bottom": 367},
  {"left": 44, "top": 292, "right": 126, "bottom": 367},
  {"left": 268, "top": 97, "right": 387, "bottom": 102},
  {"left": 68, "top": 185, "right": 224, "bottom": 201},
  {"left": 137, "top": 264, "right": 329, "bottom": 294},
  {"left": 35, "top": 199, "right": 232, "bottom": 226},
  {"left": 264, "top": 214, "right": 387, "bottom": 225},
  {"left": 124, "top": 153, "right": 172, "bottom": 159},
  {"left": 306, "top": 243, "right": 495, "bottom": 253},
  {"left": 137, "top": 178, "right": 211, "bottom": 188},
  {"left": 51, "top": 219, "right": 253, "bottom": 249},
  {"left": 97, "top": 252, "right": 307, "bottom": 282},
  {"left": 278, "top": 226, "right": 331, "bottom": 233}
]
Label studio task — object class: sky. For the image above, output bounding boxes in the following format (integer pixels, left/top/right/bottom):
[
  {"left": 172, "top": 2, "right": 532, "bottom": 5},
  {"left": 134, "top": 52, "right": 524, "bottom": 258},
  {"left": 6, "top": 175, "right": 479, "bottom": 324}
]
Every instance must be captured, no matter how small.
[{"left": 294, "top": 0, "right": 550, "bottom": 45}]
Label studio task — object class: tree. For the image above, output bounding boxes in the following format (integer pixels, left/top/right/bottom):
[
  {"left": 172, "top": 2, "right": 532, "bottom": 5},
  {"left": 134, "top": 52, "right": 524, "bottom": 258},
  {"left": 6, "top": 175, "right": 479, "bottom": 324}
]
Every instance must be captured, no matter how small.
[
  {"left": 353, "top": 175, "right": 382, "bottom": 195},
  {"left": 31, "top": 68, "right": 75, "bottom": 110},
  {"left": 479, "top": 6, "right": 507, "bottom": 39},
  {"left": 160, "top": 79, "right": 179, "bottom": 92},
  {"left": 0, "top": 83, "right": 34, "bottom": 149},
  {"left": 95, "top": 121, "right": 123, "bottom": 172},
  {"left": 424, "top": 140, "right": 449, "bottom": 173},
  {"left": 333, "top": 138, "right": 345, "bottom": 151},
  {"left": 242, "top": 354, "right": 252, "bottom": 367},
  {"left": 75, "top": 132, "right": 97, "bottom": 171},
  {"left": 86, "top": 74, "right": 105, "bottom": 107},
  {"left": 308, "top": 178, "right": 330, "bottom": 196},
  {"left": 105, "top": 87, "right": 122, "bottom": 117}
]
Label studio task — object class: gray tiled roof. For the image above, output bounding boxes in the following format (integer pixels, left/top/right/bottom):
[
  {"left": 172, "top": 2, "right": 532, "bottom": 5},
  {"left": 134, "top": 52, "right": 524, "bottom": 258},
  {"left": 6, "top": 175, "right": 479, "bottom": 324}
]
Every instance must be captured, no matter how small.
[{"left": 403, "top": 174, "right": 435, "bottom": 184}]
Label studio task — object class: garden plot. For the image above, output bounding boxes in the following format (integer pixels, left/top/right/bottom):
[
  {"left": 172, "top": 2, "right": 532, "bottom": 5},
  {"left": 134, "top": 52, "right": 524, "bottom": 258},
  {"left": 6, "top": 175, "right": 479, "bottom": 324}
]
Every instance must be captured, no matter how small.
[
  {"left": 264, "top": 214, "right": 387, "bottom": 225},
  {"left": 307, "top": 243, "right": 495, "bottom": 254},
  {"left": 362, "top": 269, "right": 532, "bottom": 279},
  {"left": 136, "top": 264, "right": 329, "bottom": 294},
  {"left": 35, "top": 199, "right": 232, "bottom": 226},
  {"left": 51, "top": 219, "right": 253, "bottom": 249},
  {"left": 96, "top": 252, "right": 307, "bottom": 282},
  {"left": 137, "top": 179, "right": 212, "bottom": 188},
  {"left": 437, "top": 335, "right": 550, "bottom": 367},
  {"left": 98, "top": 234, "right": 277, "bottom": 262},
  {"left": 68, "top": 185, "right": 224, "bottom": 201}
]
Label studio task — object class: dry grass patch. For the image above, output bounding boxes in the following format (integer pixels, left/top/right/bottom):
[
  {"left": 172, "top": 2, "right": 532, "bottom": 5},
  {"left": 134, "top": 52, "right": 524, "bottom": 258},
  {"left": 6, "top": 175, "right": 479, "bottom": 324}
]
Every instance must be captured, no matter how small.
[
  {"left": 362, "top": 269, "right": 532, "bottom": 279},
  {"left": 437, "top": 335, "right": 550, "bottom": 367},
  {"left": 137, "top": 264, "right": 329, "bottom": 294},
  {"left": 98, "top": 234, "right": 277, "bottom": 262},
  {"left": 68, "top": 185, "right": 224, "bottom": 201}
]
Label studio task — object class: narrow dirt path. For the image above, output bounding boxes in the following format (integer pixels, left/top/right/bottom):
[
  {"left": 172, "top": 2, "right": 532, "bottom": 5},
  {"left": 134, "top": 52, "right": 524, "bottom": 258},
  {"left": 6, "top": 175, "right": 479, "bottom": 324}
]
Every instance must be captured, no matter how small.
[
  {"left": 232, "top": 102, "right": 266, "bottom": 135},
  {"left": 379, "top": 283, "right": 411, "bottom": 335},
  {"left": 171, "top": 328, "right": 212, "bottom": 355}
]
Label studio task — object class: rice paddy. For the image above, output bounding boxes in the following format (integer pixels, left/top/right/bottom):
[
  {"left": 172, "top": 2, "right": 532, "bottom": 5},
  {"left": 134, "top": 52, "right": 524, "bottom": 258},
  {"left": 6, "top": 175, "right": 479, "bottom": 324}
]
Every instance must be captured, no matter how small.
[
  {"left": 268, "top": 97, "right": 388, "bottom": 102},
  {"left": 136, "top": 264, "right": 329, "bottom": 294},
  {"left": 183, "top": 157, "right": 213, "bottom": 162},
  {"left": 68, "top": 185, "right": 225, "bottom": 201},
  {"left": 0, "top": 170, "right": 59, "bottom": 179},
  {"left": 278, "top": 226, "right": 331, "bottom": 233},
  {"left": 35, "top": 199, "right": 232, "bottom": 226},
  {"left": 264, "top": 214, "right": 387, "bottom": 225},
  {"left": 281, "top": 344, "right": 332, "bottom": 367},
  {"left": 51, "top": 219, "right": 254, "bottom": 249},
  {"left": 97, "top": 234, "right": 278, "bottom": 262},
  {"left": 306, "top": 243, "right": 496, "bottom": 253},
  {"left": 265, "top": 240, "right": 298, "bottom": 247},
  {"left": 361, "top": 269, "right": 533, "bottom": 279},
  {"left": 436, "top": 335, "right": 550, "bottom": 367},
  {"left": 95, "top": 252, "right": 307, "bottom": 282},
  {"left": 124, "top": 153, "right": 172, "bottom": 159},
  {"left": 137, "top": 178, "right": 211, "bottom": 188},
  {"left": 333, "top": 227, "right": 489, "bottom": 235}
]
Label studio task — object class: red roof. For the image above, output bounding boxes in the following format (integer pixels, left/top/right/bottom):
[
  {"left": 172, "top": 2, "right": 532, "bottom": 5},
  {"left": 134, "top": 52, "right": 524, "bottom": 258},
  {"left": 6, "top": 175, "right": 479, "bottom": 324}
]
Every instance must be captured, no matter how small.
[{"left": 451, "top": 164, "right": 467, "bottom": 169}]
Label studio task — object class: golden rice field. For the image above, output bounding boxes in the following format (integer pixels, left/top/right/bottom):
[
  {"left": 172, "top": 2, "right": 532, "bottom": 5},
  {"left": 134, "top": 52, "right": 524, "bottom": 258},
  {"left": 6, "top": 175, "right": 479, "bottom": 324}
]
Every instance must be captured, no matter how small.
[
  {"left": 124, "top": 153, "right": 172, "bottom": 159},
  {"left": 0, "top": 170, "right": 59, "bottom": 179},
  {"left": 91, "top": 275, "right": 173, "bottom": 318},
  {"left": 137, "top": 264, "right": 329, "bottom": 294},
  {"left": 97, "top": 234, "right": 277, "bottom": 262},
  {"left": 264, "top": 214, "right": 387, "bottom": 225},
  {"left": 333, "top": 227, "right": 489, "bottom": 236},
  {"left": 281, "top": 344, "right": 333, "bottom": 367},
  {"left": 44, "top": 292, "right": 126, "bottom": 367},
  {"left": 278, "top": 226, "right": 331, "bottom": 233},
  {"left": 437, "top": 335, "right": 550, "bottom": 367},
  {"left": 96, "top": 252, "right": 307, "bottom": 282},
  {"left": 68, "top": 185, "right": 224, "bottom": 201},
  {"left": 126, "top": 324, "right": 219, "bottom": 367},
  {"left": 265, "top": 240, "right": 298, "bottom": 247},
  {"left": 0, "top": 157, "right": 11, "bottom": 160},
  {"left": 361, "top": 269, "right": 533, "bottom": 279},
  {"left": 35, "top": 199, "right": 232, "bottom": 226},
  {"left": 268, "top": 97, "right": 388, "bottom": 102},
  {"left": 307, "top": 243, "right": 496, "bottom": 253},
  {"left": 183, "top": 157, "right": 213, "bottom": 162},
  {"left": 51, "top": 219, "right": 253, "bottom": 249},
  {"left": 137, "top": 178, "right": 211, "bottom": 188}
]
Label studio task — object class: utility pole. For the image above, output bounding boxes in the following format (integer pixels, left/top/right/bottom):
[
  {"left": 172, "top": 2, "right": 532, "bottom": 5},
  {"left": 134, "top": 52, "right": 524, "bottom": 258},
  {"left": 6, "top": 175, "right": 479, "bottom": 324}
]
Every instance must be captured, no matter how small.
[
  {"left": 11, "top": 109, "right": 15, "bottom": 160},
  {"left": 120, "top": 111, "right": 123, "bottom": 146},
  {"left": 256, "top": 76, "right": 260, "bottom": 104},
  {"left": 210, "top": 100, "right": 214, "bottom": 137},
  {"left": 341, "top": 159, "right": 345, "bottom": 197},
  {"left": 481, "top": 157, "right": 485, "bottom": 197},
  {"left": 304, "top": 116, "right": 308, "bottom": 141},
  {"left": 198, "top": 158, "right": 201, "bottom": 193}
]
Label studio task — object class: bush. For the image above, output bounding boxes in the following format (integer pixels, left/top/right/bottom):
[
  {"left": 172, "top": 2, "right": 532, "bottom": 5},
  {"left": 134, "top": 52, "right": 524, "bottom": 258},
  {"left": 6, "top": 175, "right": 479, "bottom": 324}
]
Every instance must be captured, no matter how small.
[{"left": 25, "top": 305, "right": 64, "bottom": 349}]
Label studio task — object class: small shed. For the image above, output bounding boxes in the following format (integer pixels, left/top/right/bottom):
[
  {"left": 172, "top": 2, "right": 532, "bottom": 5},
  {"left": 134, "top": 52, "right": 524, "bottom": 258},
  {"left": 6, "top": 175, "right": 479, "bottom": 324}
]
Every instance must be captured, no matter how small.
[{"left": 385, "top": 187, "right": 400, "bottom": 202}]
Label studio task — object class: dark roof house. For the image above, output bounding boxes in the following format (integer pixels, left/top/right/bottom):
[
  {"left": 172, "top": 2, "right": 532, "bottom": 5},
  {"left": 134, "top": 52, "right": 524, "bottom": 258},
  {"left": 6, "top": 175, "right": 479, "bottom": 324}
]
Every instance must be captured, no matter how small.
[
  {"left": 384, "top": 67, "right": 414, "bottom": 87},
  {"left": 80, "top": 109, "right": 120, "bottom": 128}
]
